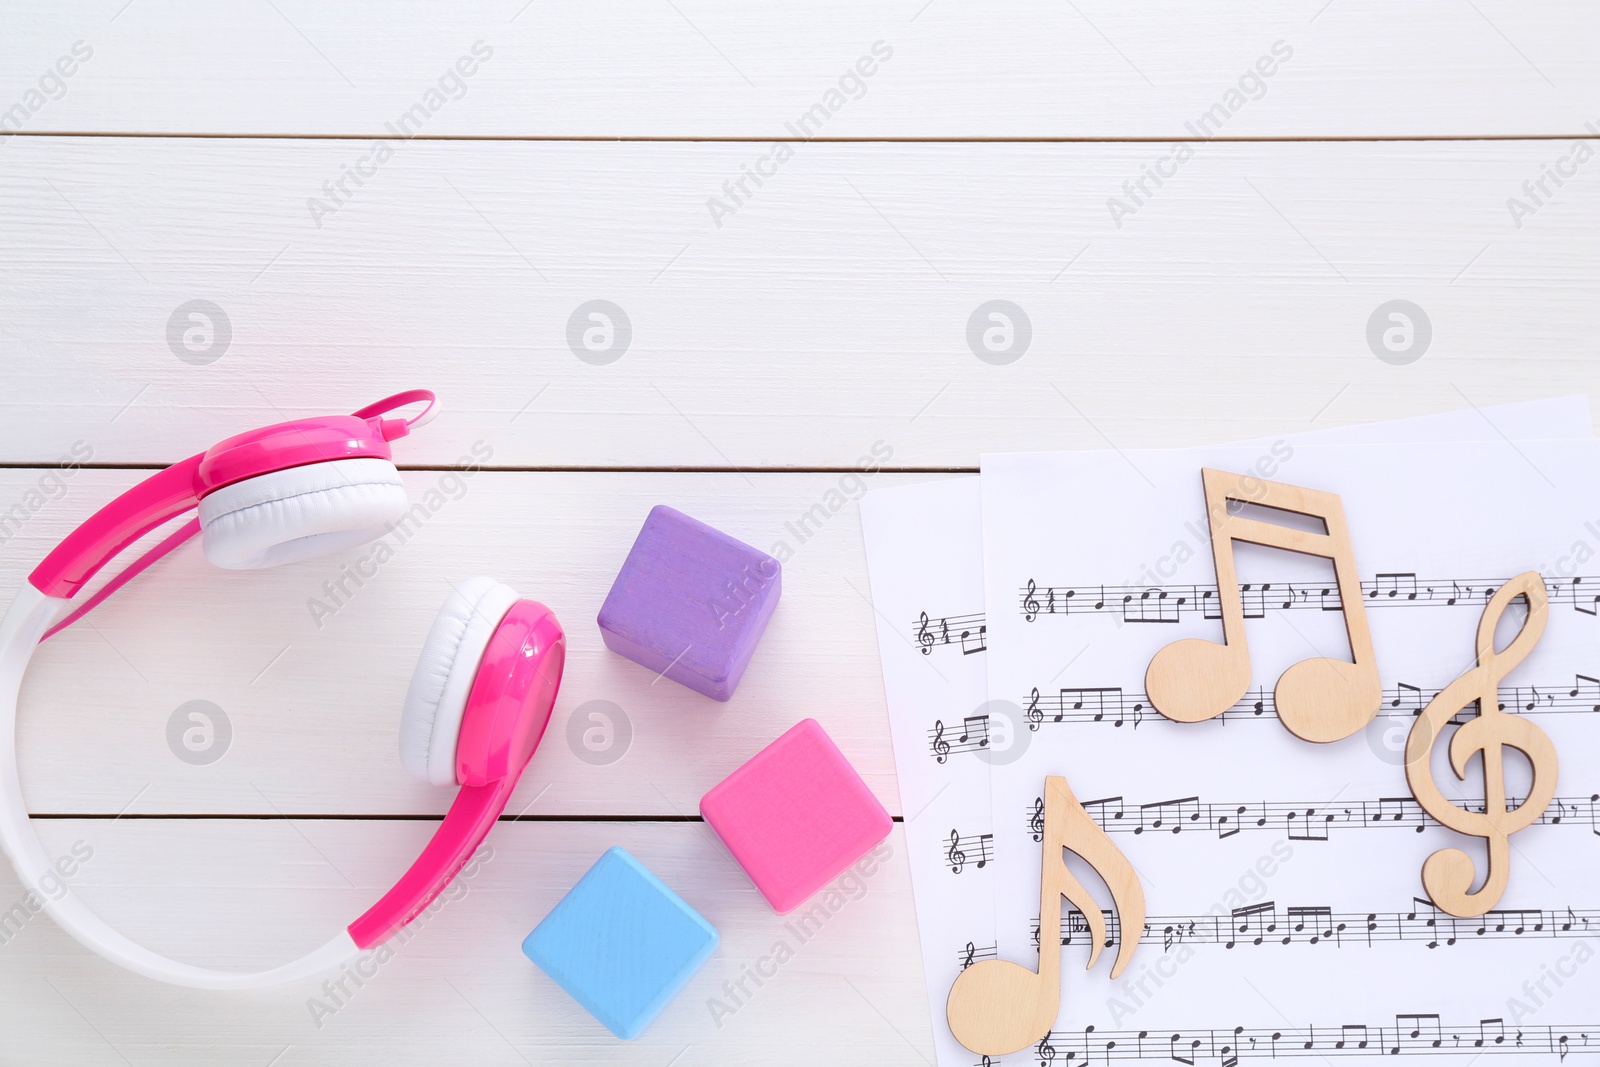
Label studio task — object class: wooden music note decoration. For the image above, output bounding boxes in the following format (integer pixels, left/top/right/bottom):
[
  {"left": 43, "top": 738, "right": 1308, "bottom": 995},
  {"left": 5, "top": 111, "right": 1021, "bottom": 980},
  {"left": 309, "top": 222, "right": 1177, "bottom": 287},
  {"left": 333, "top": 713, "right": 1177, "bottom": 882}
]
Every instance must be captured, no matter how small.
[
  {"left": 1406, "top": 571, "right": 1559, "bottom": 917},
  {"left": 1145, "top": 468, "right": 1382, "bottom": 743},
  {"left": 945, "top": 775, "right": 1145, "bottom": 1057}
]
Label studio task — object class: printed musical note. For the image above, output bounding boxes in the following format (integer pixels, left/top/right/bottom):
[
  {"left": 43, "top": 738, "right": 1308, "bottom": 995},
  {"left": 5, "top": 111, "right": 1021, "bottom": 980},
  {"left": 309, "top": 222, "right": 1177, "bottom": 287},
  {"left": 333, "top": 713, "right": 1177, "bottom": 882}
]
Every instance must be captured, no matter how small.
[
  {"left": 1228, "top": 901, "right": 1278, "bottom": 947},
  {"left": 1338, "top": 1024, "right": 1371, "bottom": 1051},
  {"left": 1284, "top": 905, "right": 1340, "bottom": 945},
  {"left": 1081, "top": 795, "right": 1129, "bottom": 830},
  {"left": 945, "top": 830, "right": 994, "bottom": 874},
  {"left": 946, "top": 776, "right": 1146, "bottom": 1057},
  {"left": 1372, "top": 572, "right": 1421, "bottom": 601},
  {"left": 1145, "top": 469, "right": 1381, "bottom": 742},
  {"left": 1396, "top": 1013, "right": 1444, "bottom": 1051},
  {"left": 1127, "top": 587, "right": 1184, "bottom": 624},
  {"left": 959, "top": 623, "right": 987, "bottom": 655},
  {"left": 958, "top": 715, "right": 990, "bottom": 749},
  {"left": 1060, "top": 687, "right": 1127, "bottom": 727},
  {"left": 1576, "top": 574, "right": 1600, "bottom": 616},
  {"left": 1407, "top": 571, "right": 1560, "bottom": 917},
  {"left": 1138, "top": 796, "right": 1202, "bottom": 834},
  {"left": 1391, "top": 681, "right": 1425, "bottom": 716}
]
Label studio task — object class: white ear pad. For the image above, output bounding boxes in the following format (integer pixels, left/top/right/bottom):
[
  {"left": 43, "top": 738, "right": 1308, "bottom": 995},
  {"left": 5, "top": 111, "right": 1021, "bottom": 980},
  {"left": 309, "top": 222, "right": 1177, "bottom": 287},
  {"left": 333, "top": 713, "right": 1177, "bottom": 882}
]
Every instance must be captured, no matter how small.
[
  {"left": 399, "top": 577, "right": 520, "bottom": 787},
  {"left": 198, "top": 458, "right": 408, "bottom": 570}
]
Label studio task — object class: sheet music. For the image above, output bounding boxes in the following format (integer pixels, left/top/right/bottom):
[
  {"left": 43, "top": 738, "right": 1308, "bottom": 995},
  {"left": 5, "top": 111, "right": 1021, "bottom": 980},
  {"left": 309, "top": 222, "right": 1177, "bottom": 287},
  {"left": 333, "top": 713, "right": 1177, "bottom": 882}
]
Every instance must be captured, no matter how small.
[
  {"left": 979, "top": 402, "right": 1600, "bottom": 1065},
  {"left": 861, "top": 398, "right": 1595, "bottom": 1067},
  {"left": 861, "top": 475, "right": 1005, "bottom": 1067}
]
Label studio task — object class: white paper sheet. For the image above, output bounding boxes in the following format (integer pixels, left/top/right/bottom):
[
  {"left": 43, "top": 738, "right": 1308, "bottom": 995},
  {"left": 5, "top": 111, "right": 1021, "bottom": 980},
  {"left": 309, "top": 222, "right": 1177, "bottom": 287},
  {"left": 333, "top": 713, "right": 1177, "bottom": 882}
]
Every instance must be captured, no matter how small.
[
  {"left": 978, "top": 401, "right": 1600, "bottom": 1065},
  {"left": 862, "top": 475, "right": 1005, "bottom": 1067},
  {"left": 860, "top": 397, "right": 1597, "bottom": 1067}
]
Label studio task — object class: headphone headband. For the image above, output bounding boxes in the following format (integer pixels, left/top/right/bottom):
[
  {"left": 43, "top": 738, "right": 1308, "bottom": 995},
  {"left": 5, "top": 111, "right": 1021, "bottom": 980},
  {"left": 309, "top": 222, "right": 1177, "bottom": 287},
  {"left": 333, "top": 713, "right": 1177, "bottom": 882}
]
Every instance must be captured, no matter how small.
[
  {"left": 0, "top": 392, "right": 563, "bottom": 989},
  {"left": 31, "top": 390, "right": 436, "bottom": 600},
  {"left": 0, "top": 585, "right": 361, "bottom": 988}
]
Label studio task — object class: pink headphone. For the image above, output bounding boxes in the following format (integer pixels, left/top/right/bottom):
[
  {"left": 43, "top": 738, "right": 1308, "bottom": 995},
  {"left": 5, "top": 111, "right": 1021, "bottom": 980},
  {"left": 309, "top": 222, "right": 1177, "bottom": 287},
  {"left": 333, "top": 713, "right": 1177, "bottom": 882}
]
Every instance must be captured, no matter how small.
[{"left": 0, "top": 391, "right": 566, "bottom": 988}]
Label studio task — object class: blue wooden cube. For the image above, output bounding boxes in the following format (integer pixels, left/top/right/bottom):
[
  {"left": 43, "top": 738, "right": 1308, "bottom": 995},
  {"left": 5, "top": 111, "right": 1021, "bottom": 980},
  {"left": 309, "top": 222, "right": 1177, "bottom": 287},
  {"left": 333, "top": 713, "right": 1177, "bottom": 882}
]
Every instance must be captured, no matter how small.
[
  {"left": 597, "top": 505, "right": 781, "bottom": 700},
  {"left": 522, "top": 847, "right": 718, "bottom": 1039}
]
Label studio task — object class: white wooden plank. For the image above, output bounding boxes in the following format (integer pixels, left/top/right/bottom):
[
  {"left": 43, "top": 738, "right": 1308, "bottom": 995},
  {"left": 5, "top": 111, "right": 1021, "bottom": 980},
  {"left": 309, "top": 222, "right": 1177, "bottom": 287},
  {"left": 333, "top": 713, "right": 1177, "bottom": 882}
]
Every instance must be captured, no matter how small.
[
  {"left": 1, "top": 469, "right": 932, "bottom": 817},
  {"left": 0, "top": 820, "right": 930, "bottom": 1064},
  {"left": 1, "top": 137, "right": 1597, "bottom": 470},
  {"left": 3, "top": 1, "right": 1596, "bottom": 138}
]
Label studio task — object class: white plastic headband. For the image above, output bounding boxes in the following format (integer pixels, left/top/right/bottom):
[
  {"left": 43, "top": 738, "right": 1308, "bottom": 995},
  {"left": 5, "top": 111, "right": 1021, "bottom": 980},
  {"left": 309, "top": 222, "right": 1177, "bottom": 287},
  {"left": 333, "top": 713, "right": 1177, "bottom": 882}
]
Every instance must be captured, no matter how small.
[{"left": 0, "top": 584, "right": 361, "bottom": 989}]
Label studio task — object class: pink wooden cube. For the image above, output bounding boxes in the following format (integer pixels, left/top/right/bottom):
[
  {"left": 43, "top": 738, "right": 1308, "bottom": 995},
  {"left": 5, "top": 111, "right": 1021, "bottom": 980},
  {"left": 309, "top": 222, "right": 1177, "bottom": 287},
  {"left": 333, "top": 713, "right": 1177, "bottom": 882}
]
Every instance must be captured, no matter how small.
[{"left": 699, "top": 719, "right": 892, "bottom": 913}]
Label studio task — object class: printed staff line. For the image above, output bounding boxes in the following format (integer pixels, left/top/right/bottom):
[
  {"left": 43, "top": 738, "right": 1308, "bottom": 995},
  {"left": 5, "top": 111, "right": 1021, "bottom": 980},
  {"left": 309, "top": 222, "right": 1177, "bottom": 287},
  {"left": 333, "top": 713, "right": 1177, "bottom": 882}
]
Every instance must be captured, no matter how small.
[
  {"left": 1006, "top": 901, "right": 1600, "bottom": 956},
  {"left": 957, "top": 899, "right": 1600, "bottom": 968},
  {"left": 964, "top": 1016, "right": 1599, "bottom": 1063},
  {"left": 1016, "top": 572, "right": 1600, "bottom": 624},
  {"left": 1020, "top": 792, "right": 1600, "bottom": 842},
  {"left": 1, "top": 461, "right": 980, "bottom": 475},
  {"left": 943, "top": 829, "right": 994, "bottom": 874},
  {"left": 914, "top": 610, "right": 986, "bottom": 656},
  {"left": 14, "top": 132, "right": 1600, "bottom": 144},
  {"left": 926, "top": 672, "right": 1600, "bottom": 759},
  {"left": 908, "top": 570, "right": 1600, "bottom": 653}
]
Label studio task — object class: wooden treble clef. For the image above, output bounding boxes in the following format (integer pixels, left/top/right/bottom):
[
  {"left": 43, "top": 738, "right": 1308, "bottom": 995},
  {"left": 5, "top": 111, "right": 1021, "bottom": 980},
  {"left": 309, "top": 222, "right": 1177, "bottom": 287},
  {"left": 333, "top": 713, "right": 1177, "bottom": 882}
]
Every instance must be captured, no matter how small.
[{"left": 1406, "top": 571, "right": 1559, "bottom": 918}]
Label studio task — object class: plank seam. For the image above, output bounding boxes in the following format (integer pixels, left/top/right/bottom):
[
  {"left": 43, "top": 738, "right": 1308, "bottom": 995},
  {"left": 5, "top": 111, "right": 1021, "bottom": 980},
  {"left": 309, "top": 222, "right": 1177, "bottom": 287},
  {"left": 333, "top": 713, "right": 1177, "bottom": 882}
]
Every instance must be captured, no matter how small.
[
  {"left": 0, "top": 463, "right": 982, "bottom": 475},
  {"left": 28, "top": 813, "right": 909, "bottom": 822},
  {"left": 4, "top": 132, "right": 1598, "bottom": 144}
]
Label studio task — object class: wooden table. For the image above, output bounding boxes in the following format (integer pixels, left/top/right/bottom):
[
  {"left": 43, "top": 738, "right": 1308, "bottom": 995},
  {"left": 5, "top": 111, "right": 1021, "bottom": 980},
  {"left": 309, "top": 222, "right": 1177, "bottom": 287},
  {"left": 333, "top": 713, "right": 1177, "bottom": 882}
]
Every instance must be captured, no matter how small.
[{"left": 1, "top": 3, "right": 1596, "bottom": 1062}]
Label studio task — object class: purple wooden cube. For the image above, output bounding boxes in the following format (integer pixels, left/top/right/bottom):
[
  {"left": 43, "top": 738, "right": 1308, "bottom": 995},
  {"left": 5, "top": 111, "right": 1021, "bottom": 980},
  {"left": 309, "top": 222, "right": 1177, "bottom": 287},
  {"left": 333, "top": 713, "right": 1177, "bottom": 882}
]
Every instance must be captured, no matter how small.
[{"left": 597, "top": 505, "right": 781, "bottom": 700}]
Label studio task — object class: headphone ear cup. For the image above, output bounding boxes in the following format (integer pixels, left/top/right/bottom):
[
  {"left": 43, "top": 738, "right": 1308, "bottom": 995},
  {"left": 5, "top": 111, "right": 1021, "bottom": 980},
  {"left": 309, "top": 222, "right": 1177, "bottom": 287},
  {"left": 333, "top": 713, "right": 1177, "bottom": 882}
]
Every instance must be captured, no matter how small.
[
  {"left": 198, "top": 458, "right": 407, "bottom": 570},
  {"left": 399, "top": 577, "right": 520, "bottom": 787}
]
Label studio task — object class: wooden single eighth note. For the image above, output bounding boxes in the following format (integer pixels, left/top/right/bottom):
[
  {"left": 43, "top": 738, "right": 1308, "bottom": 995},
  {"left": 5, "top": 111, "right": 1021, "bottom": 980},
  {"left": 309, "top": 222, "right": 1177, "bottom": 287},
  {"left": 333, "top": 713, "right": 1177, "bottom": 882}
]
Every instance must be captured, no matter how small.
[
  {"left": 946, "top": 776, "right": 1145, "bottom": 1057},
  {"left": 1145, "top": 468, "right": 1382, "bottom": 743}
]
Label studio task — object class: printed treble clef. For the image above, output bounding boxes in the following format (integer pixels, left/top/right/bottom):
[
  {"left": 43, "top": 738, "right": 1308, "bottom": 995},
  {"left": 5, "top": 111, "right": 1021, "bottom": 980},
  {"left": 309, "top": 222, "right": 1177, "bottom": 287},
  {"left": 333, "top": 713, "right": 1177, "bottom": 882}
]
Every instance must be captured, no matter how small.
[
  {"left": 1406, "top": 571, "right": 1559, "bottom": 917},
  {"left": 1024, "top": 579, "right": 1041, "bottom": 623},
  {"left": 932, "top": 720, "right": 951, "bottom": 764},
  {"left": 1029, "top": 796, "right": 1046, "bottom": 842},
  {"left": 948, "top": 829, "right": 968, "bottom": 874},
  {"left": 1037, "top": 1031, "right": 1058, "bottom": 1065},
  {"left": 917, "top": 611, "right": 934, "bottom": 655},
  {"left": 1026, "top": 686, "right": 1043, "bottom": 732}
]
